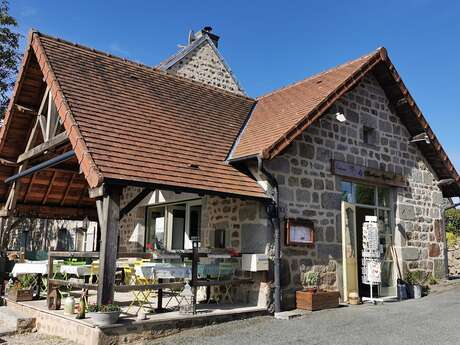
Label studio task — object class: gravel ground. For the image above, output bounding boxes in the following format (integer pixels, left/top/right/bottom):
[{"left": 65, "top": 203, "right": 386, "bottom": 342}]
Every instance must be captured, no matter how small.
[
  {"left": 144, "top": 282, "right": 460, "bottom": 345},
  {"left": 2, "top": 282, "right": 460, "bottom": 345},
  {"left": 0, "top": 332, "right": 76, "bottom": 345}
]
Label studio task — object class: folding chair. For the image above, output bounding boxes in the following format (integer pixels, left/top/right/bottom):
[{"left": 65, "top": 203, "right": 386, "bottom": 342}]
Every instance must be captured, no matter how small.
[
  {"left": 217, "top": 262, "right": 235, "bottom": 304},
  {"left": 126, "top": 263, "right": 157, "bottom": 315}
]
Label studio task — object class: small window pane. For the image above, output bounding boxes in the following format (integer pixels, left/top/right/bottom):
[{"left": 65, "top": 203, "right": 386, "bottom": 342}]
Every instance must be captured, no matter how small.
[
  {"left": 341, "top": 181, "right": 353, "bottom": 202},
  {"left": 190, "top": 205, "right": 202, "bottom": 240},
  {"left": 147, "top": 208, "right": 165, "bottom": 250},
  {"left": 355, "top": 184, "right": 375, "bottom": 205},
  {"left": 378, "top": 187, "right": 390, "bottom": 208}
]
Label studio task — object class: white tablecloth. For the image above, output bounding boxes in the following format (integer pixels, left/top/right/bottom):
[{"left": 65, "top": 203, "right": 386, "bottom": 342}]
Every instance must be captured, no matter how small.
[
  {"left": 11, "top": 261, "right": 48, "bottom": 277},
  {"left": 60, "top": 264, "right": 92, "bottom": 277},
  {"left": 135, "top": 263, "right": 191, "bottom": 280}
]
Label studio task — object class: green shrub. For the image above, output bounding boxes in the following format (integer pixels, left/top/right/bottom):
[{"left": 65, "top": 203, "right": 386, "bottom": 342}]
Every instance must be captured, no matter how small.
[{"left": 447, "top": 231, "right": 458, "bottom": 249}]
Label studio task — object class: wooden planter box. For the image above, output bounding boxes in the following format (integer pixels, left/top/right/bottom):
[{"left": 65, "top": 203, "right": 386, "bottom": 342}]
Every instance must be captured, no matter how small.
[
  {"left": 296, "top": 290, "right": 340, "bottom": 311},
  {"left": 7, "top": 288, "right": 34, "bottom": 302}
]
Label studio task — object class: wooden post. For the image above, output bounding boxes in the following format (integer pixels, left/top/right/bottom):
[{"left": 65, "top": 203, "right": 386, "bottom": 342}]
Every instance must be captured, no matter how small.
[{"left": 96, "top": 186, "right": 121, "bottom": 305}]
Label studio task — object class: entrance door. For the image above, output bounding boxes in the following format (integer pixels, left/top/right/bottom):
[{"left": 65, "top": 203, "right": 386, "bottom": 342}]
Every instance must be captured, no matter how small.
[{"left": 341, "top": 202, "right": 358, "bottom": 302}]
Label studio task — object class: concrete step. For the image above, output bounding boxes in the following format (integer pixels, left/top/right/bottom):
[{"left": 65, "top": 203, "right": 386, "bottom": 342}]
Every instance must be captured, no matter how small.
[
  {"left": 0, "top": 305, "right": 36, "bottom": 336},
  {"left": 274, "top": 309, "right": 311, "bottom": 320}
]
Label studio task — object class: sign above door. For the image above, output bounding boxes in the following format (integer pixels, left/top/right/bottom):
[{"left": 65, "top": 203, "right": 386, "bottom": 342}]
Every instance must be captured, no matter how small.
[{"left": 331, "top": 160, "right": 406, "bottom": 188}]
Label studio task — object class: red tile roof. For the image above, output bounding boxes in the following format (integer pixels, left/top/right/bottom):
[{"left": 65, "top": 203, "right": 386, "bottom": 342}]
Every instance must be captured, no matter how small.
[
  {"left": 230, "top": 50, "right": 382, "bottom": 160},
  {"left": 29, "top": 32, "right": 267, "bottom": 199}
]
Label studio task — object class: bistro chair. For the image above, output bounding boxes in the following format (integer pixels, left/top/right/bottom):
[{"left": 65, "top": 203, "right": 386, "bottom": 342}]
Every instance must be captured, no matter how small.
[
  {"left": 218, "top": 262, "right": 235, "bottom": 303},
  {"left": 126, "top": 262, "right": 157, "bottom": 315},
  {"left": 89, "top": 262, "right": 99, "bottom": 284}
]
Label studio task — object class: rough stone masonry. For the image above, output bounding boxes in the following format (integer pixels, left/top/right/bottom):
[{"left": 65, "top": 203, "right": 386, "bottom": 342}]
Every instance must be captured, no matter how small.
[{"left": 264, "top": 72, "right": 446, "bottom": 308}]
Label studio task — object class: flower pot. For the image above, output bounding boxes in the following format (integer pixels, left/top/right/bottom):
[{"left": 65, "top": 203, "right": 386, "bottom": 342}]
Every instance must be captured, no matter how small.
[
  {"left": 88, "top": 311, "right": 120, "bottom": 326},
  {"left": 7, "top": 288, "right": 33, "bottom": 302},
  {"left": 413, "top": 284, "right": 422, "bottom": 299},
  {"left": 296, "top": 290, "right": 340, "bottom": 311}
]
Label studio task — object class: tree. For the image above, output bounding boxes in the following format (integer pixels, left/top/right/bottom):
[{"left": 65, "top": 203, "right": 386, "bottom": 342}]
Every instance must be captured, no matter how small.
[
  {"left": 0, "top": 0, "right": 20, "bottom": 119},
  {"left": 445, "top": 208, "right": 460, "bottom": 236}
]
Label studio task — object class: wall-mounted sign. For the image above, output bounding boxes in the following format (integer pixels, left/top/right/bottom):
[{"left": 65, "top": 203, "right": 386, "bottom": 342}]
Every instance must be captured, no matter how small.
[
  {"left": 331, "top": 160, "right": 406, "bottom": 187},
  {"left": 286, "top": 219, "right": 315, "bottom": 246}
]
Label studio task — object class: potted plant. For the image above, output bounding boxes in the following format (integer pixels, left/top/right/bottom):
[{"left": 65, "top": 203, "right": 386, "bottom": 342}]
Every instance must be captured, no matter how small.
[
  {"left": 302, "top": 271, "right": 319, "bottom": 292},
  {"left": 87, "top": 303, "right": 121, "bottom": 326},
  {"left": 6, "top": 278, "right": 33, "bottom": 302},
  {"left": 296, "top": 270, "right": 340, "bottom": 311},
  {"left": 406, "top": 271, "right": 431, "bottom": 299}
]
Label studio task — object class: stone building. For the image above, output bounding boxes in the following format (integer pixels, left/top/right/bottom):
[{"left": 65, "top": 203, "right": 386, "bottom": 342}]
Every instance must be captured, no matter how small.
[{"left": 1, "top": 28, "right": 459, "bottom": 312}]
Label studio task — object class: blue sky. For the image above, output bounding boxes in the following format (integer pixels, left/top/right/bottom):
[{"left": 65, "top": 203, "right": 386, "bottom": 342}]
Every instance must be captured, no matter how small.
[{"left": 10, "top": 0, "right": 460, "bottom": 171}]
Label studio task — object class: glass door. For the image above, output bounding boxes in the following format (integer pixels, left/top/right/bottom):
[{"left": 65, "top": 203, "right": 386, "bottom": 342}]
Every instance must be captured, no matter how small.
[{"left": 341, "top": 201, "right": 359, "bottom": 302}]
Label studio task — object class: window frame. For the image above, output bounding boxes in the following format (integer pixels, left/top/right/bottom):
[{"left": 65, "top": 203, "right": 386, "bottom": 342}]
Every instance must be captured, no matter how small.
[{"left": 145, "top": 198, "right": 202, "bottom": 251}]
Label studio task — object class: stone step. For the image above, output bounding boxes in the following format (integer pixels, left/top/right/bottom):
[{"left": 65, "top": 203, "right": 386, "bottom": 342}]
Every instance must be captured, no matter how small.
[{"left": 0, "top": 305, "right": 36, "bottom": 336}]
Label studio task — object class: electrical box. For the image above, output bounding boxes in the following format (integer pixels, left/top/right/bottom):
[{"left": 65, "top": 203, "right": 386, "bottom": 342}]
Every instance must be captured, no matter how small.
[{"left": 242, "top": 254, "right": 269, "bottom": 272}]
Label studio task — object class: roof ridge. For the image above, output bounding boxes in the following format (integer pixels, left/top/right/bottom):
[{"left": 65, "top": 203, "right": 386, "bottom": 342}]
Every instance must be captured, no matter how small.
[
  {"left": 31, "top": 30, "right": 255, "bottom": 102},
  {"left": 257, "top": 49, "right": 381, "bottom": 100}
]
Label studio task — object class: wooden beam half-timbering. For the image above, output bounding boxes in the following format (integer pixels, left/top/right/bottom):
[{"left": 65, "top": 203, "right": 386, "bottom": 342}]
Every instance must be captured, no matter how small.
[
  {"left": 17, "top": 132, "right": 68, "bottom": 164},
  {"left": 97, "top": 187, "right": 121, "bottom": 305},
  {"left": 14, "top": 203, "right": 97, "bottom": 221},
  {"left": 119, "top": 188, "right": 153, "bottom": 220},
  {"left": 89, "top": 184, "right": 105, "bottom": 199}
]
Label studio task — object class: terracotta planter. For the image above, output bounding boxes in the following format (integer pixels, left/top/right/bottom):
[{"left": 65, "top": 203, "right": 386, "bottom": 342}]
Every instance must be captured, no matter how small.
[
  {"left": 7, "top": 288, "right": 33, "bottom": 302},
  {"left": 296, "top": 290, "right": 340, "bottom": 311}
]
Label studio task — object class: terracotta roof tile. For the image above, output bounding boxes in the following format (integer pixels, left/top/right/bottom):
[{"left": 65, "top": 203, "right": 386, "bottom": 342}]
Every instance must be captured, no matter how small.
[
  {"left": 33, "top": 33, "right": 266, "bottom": 199},
  {"left": 230, "top": 51, "right": 380, "bottom": 159}
]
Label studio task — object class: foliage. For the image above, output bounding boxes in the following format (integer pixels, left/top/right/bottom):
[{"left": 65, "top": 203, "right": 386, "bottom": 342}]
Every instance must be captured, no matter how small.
[
  {"left": 7, "top": 277, "right": 31, "bottom": 290},
  {"left": 0, "top": 0, "right": 21, "bottom": 118},
  {"left": 445, "top": 209, "right": 460, "bottom": 237},
  {"left": 405, "top": 270, "right": 437, "bottom": 286},
  {"left": 87, "top": 303, "right": 121, "bottom": 313},
  {"left": 301, "top": 271, "right": 319, "bottom": 289},
  {"left": 446, "top": 231, "right": 458, "bottom": 249}
]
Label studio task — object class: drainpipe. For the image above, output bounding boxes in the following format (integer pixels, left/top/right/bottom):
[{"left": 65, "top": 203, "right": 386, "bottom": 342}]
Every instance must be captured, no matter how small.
[{"left": 257, "top": 157, "right": 281, "bottom": 314}]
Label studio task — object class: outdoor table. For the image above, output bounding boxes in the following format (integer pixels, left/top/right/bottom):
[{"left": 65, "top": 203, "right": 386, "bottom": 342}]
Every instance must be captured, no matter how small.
[
  {"left": 59, "top": 264, "right": 92, "bottom": 278},
  {"left": 11, "top": 260, "right": 50, "bottom": 298},
  {"left": 134, "top": 263, "right": 191, "bottom": 312},
  {"left": 11, "top": 260, "right": 49, "bottom": 277},
  {"left": 135, "top": 263, "right": 191, "bottom": 280}
]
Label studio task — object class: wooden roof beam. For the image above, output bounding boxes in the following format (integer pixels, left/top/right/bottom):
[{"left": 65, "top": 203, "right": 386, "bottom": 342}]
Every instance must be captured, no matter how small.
[{"left": 17, "top": 131, "right": 68, "bottom": 164}]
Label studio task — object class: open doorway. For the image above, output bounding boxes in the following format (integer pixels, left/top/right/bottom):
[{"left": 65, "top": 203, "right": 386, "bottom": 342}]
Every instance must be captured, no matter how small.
[{"left": 341, "top": 181, "right": 397, "bottom": 301}]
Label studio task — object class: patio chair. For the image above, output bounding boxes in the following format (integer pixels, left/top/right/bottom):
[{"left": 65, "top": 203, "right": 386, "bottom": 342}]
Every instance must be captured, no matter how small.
[
  {"left": 126, "top": 264, "right": 158, "bottom": 315},
  {"left": 89, "top": 262, "right": 99, "bottom": 284},
  {"left": 211, "top": 262, "right": 235, "bottom": 304}
]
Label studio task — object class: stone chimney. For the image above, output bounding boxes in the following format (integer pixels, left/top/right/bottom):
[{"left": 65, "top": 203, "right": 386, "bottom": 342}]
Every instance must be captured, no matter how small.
[{"left": 189, "top": 26, "right": 220, "bottom": 48}]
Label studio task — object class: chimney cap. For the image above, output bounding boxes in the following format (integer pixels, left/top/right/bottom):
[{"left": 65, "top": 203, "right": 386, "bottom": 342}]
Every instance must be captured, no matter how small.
[{"left": 203, "top": 26, "right": 213, "bottom": 32}]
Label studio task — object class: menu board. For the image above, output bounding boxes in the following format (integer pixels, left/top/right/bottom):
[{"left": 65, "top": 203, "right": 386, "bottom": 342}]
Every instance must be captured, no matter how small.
[
  {"left": 362, "top": 216, "right": 381, "bottom": 285},
  {"left": 286, "top": 219, "right": 314, "bottom": 246}
]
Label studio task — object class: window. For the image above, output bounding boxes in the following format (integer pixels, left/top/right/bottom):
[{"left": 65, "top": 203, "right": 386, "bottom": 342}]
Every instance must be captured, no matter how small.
[
  {"left": 340, "top": 181, "right": 391, "bottom": 208},
  {"left": 363, "top": 126, "right": 377, "bottom": 145},
  {"left": 146, "top": 199, "right": 202, "bottom": 251},
  {"left": 146, "top": 208, "right": 165, "bottom": 250}
]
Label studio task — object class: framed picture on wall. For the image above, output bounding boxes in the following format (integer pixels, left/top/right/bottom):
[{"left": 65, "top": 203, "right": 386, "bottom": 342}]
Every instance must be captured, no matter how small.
[{"left": 286, "top": 218, "right": 315, "bottom": 246}]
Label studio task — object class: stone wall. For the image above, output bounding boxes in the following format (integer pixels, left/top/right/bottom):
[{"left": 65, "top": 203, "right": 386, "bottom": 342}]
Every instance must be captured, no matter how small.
[
  {"left": 118, "top": 186, "right": 145, "bottom": 253},
  {"left": 166, "top": 40, "right": 243, "bottom": 95},
  {"left": 448, "top": 245, "right": 460, "bottom": 276},
  {"left": 264, "top": 73, "right": 446, "bottom": 308}
]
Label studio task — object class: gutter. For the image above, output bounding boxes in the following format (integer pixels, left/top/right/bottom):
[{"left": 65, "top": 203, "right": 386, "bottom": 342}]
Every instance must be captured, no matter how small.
[{"left": 257, "top": 156, "right": 281, "bottom": 313}]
